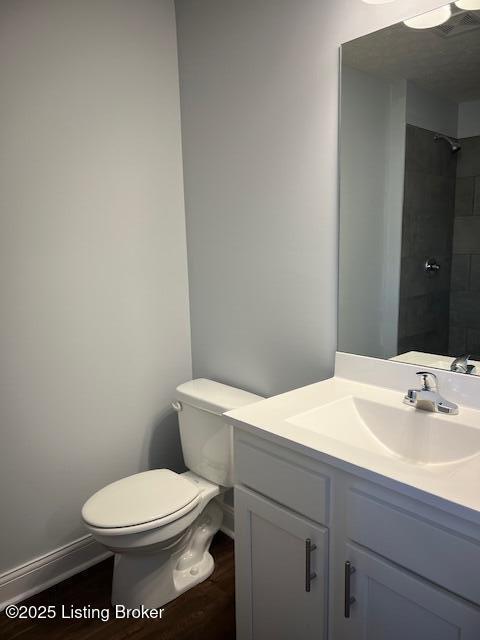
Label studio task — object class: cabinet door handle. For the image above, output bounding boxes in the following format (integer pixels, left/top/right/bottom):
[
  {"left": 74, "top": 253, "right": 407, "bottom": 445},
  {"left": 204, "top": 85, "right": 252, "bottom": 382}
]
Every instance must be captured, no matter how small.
[
  {"left": 305, "top": 538, "right": 317, "bottom": 592},
  {"left": 344, "top": 561, "right": 356, "bottom": 618}
]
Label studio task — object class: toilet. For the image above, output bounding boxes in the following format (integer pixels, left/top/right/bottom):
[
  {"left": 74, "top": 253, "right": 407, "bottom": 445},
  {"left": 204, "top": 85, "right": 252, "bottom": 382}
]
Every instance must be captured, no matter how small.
[{"left": 81, "top": 378, "right": 262, "bottom": 609}]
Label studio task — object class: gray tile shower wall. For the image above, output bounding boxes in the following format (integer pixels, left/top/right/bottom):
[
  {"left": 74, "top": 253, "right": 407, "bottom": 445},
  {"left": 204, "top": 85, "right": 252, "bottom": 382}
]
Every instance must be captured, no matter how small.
[
  {"left": 450, "top": 135, "right": 480, "bottom": 359},
  {"left": 398, "top": 125, "right": 456, "bottom": 356}
]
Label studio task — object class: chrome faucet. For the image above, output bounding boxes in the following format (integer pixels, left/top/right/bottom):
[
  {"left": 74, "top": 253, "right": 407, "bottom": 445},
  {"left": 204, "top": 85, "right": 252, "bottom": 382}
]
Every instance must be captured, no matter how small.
[
  {"left": 450, "top": 354, "right": 477, "bottom": 375},
  {"left": 403, "top": 371, "right": 458, "bottom": 415}
]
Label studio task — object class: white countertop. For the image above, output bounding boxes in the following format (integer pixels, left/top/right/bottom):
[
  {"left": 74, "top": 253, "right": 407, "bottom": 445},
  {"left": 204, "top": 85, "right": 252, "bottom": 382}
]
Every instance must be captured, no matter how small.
[{"left": 226, "top": 354, "right": 480, "bottom": 525}]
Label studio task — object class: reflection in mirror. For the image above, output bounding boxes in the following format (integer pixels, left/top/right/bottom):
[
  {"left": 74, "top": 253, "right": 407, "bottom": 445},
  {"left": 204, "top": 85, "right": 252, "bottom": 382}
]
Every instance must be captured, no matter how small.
[{"left": 338, "top": 2, "right": 480, "bottom": 375}]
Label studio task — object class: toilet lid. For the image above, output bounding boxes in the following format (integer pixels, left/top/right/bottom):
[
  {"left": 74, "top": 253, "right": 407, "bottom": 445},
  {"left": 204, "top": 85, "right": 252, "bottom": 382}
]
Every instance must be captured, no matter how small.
[{"left": 81, "top": 469, "right": 200, "bottom": 529}]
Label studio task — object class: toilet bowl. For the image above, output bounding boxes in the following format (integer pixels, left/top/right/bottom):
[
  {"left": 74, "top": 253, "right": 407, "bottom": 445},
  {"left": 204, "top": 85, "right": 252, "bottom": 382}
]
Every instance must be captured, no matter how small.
[
  {"left": 82, "top": 469, "right": 222, "bottom": 608},
  {"left": 82, "top": 379, "right": 262, "bottom": 608}
]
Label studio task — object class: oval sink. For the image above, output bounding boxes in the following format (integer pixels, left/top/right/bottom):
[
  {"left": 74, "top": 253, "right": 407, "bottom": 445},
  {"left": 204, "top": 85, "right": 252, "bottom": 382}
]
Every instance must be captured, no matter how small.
[{"left": 288, "top": 396, "right": 480, "bottom": 466}]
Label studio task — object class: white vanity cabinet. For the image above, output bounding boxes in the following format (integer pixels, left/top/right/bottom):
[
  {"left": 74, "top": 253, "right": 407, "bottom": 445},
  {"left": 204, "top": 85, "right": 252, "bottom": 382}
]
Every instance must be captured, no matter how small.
[
  {"left": 338, "top": 543, "right": 480, "bottom": 640},
  {"left": 235, "top": 486, "right": 329, "bottom": 640},
  {"left": 234, "top": 431, "right": 480, "bottom": 640}
]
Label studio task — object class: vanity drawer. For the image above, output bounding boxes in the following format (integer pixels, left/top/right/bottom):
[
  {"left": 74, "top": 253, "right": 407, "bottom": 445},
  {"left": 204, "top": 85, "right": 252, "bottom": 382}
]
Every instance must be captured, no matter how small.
[
  {"left": 346, "top": 488, "right": 480, "bottom": 605},
  {"left": 235, "top": 438, "right": 330, "bottom": 525}
]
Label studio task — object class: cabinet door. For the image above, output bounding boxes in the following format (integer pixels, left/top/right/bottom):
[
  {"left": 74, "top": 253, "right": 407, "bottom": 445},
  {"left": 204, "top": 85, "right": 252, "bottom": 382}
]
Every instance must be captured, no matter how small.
[
  {"left": 339, "top": 543, "right": 480, "bottom": 640},
  {"left": 235, "top": 485, "right": 328, "bottom": 640}
]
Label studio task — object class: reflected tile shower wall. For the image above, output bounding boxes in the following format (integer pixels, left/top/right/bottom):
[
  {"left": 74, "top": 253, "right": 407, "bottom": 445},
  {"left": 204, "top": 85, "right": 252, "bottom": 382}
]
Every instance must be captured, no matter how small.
[
  {"left": 398, "top": 125, "right": 457, "bottom": 356},
  {"left": 450, "top": 136, "right": 480, "bottom": 359}
]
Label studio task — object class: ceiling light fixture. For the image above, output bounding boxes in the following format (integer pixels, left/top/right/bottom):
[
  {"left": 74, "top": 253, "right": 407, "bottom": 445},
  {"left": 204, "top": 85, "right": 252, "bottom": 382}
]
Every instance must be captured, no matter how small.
[
  {"left": 404, "top": 5, "right": 452, "bottom": 29},
  {"left": 361, "top": 0, "right": 396, "bottom": 4},
  {"left": 455, "top": 0, "right": 480, "bottom": 9}
]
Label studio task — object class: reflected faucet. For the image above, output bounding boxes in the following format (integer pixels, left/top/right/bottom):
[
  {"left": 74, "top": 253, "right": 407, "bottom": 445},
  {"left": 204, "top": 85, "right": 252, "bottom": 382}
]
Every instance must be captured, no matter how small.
[
  {"left": 404, "top": 371, "right": 458, "bottom": 415},
  {"left": 451, "top": 354, "right": 476, "bottom": 375}
]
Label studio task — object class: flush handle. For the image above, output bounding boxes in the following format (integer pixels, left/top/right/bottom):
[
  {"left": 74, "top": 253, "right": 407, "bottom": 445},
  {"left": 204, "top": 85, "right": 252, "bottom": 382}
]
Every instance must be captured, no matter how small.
[{"left": 305, "top": 538, "right": 317, "bottom": 592}]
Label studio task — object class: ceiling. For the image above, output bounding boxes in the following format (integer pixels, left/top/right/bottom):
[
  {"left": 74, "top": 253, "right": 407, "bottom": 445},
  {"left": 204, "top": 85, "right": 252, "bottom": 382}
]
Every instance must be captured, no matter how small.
[{"left": 342, "top": 7, "right": 480, "bottom": 103}]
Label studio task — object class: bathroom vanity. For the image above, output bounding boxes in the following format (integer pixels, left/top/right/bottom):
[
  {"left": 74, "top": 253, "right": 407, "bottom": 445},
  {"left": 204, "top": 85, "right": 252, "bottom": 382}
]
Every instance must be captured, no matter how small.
[{"left": 227, "top": 354, "right": 480, "bottom": 640}]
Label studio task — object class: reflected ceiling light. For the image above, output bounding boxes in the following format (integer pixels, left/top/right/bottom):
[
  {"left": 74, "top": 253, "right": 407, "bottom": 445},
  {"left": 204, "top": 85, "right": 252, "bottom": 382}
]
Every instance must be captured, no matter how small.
[
  {"left": 404, "top": 5, "right": 452, "bottom": 28},
  {"left": 455, "top": 0, "right": 480, "bottom": 9},
  {"left": 361, "top": 0, "right": 396, "bottom": 4}
]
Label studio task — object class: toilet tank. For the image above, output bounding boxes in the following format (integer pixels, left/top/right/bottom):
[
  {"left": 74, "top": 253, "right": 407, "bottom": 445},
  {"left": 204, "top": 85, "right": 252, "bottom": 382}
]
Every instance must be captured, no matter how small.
[{"left": 173, "top": 379, "right": 263, "bottom": 487}]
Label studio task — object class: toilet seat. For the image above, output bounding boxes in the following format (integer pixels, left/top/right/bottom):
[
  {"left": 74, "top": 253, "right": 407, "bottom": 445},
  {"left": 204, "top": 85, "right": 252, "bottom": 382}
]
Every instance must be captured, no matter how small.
[{"left": 82, "top": 469, "right": 201, "bottom": 533}]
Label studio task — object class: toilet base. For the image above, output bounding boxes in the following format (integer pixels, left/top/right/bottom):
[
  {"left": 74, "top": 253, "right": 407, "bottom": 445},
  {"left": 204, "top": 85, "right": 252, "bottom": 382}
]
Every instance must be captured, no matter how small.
[{"left": 111, "top": 498, "right": 223, "bottom": 609}]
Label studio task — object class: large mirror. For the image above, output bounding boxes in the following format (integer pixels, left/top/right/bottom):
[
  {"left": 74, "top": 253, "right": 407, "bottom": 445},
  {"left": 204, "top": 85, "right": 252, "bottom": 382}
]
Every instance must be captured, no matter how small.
[{"left": 339, "top": 2, "right": 480, "bottom": 375}]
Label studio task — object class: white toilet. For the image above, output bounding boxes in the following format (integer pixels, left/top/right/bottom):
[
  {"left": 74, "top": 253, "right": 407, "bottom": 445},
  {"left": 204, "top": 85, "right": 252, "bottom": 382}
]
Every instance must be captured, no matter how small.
[{"left": 81, "top": 378, "right": 262, "bottom": 609}]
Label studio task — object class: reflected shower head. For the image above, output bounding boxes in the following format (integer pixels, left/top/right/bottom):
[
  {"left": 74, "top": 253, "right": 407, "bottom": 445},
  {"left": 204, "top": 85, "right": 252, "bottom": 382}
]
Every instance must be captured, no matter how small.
[{"left": 434, "top": 133, "right": 461, "bottom": 154}]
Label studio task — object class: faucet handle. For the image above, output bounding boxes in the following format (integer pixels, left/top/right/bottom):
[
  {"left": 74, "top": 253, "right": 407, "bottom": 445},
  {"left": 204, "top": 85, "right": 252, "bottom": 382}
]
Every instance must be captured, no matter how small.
[{"left": 416, "top": 371, "right": 438, "bottom": 391}]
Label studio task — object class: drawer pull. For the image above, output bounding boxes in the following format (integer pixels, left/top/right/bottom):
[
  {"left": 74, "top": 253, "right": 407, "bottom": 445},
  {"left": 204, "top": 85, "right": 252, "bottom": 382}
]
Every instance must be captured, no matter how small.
[
  {"left": 305, "top": 538, "right": 317, "bottom": 592},
  {"left": 344, "top": 561, "right": 356, "bottom": 618}
]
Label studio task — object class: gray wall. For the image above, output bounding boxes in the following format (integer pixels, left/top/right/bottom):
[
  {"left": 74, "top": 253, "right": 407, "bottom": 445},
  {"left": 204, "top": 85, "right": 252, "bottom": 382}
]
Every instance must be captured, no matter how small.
[
  {"left": 458, "top": 100, "right": 480, "bottom": 138},
  {"left": 406, "top": 82, "right": 458, "bottom": 139},
  {"left": 0, "top": 0, "right": 191, "bottom": 574},
  {"left": 175, "top": 0, "right": 447, "bottom": 398},
  {"left": 339, "top": 66, "right": 406, "bottom": 360},
  {"left": 450, "top": 135, "right": 480, "bottom": 358}
]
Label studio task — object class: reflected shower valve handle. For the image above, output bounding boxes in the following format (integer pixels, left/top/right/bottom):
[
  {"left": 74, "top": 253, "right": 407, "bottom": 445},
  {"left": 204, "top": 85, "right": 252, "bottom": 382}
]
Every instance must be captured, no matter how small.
[{"left": 425, "top": 258, "right": 440, "bottom": 274}]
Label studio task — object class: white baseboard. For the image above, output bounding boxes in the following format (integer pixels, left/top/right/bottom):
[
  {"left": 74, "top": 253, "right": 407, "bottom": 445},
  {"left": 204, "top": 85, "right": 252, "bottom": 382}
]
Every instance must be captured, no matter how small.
[
  {"left": 219, "top": 501, "right": 234, "bottom": 540},
  {"left": 1, "top": 501, "right": 233, "bottom": 611},
  {"left": 0, "top": 535, "right": 111, "bottom": 611}
]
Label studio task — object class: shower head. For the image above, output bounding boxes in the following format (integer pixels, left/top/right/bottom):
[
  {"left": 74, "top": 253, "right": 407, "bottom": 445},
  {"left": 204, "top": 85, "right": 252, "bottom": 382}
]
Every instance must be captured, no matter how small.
[{"left": 434, "top": 133, "right": 461, "bottom": 154}]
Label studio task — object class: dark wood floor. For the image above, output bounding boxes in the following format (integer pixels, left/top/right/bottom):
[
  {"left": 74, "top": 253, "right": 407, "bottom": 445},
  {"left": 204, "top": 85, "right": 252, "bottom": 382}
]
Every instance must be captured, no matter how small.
[{"left": 0, "top": 533, "right": 235, "bottom": 640}]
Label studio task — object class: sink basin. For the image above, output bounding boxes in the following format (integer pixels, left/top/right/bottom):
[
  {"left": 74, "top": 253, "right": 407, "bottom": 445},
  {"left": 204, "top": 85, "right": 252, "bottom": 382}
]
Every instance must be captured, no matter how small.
[{"left": 287, "top": 396, "right": 480, "bottom": 466}]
